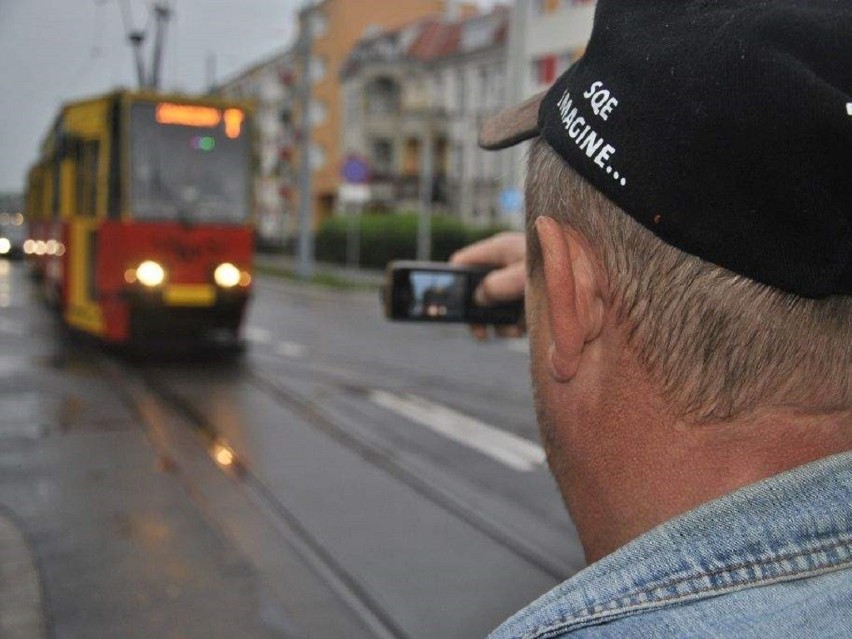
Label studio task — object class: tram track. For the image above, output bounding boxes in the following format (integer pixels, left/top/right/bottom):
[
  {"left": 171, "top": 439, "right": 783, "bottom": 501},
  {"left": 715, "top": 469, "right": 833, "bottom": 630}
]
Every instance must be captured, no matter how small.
[
  {"left": 245, "top": 368, "right": 572, "bottom": 578},
  {"left": 132, "top": 355, "right": 572, "bottom": 581},
  {"left": 100, "top": 356, "right": 409, "bottom": 639},
  {"left": 98, "top": 349, "right": 575, "bottom": 638}
]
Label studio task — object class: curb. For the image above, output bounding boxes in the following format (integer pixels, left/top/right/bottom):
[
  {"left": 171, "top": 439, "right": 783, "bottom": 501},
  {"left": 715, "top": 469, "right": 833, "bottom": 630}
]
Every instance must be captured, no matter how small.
[
  {"left": 0, "top": 511, "right": 46, "bottom": 639},
  {"left": 255, "top": 254, "right": 385, "bottom": 288}
]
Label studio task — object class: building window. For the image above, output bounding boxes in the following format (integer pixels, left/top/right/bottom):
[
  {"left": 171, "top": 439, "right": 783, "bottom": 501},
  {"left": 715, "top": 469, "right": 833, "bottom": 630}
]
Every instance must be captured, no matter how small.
[
  {"left": 456, "top": 69, "right": 466, "bottom": 113},
  {"left": 365, "top": 77, "right": 400, "bottom": 115},
  {"left": 312, "top": 12, "right": 328, "bottom": 38},
  {"left": 310, "top": 100, "right": 327, "bottom": 126},
  {"left": 310, "top": 144, "right": 326, "bottom": 170},
  {"left": 311, "top": 56, "right": 326, "bottom": 83},
  {"left": 478, "top": 66, "right": 488, "bottom": 104},
  {"left": 532, "top": 55, "right": 558, "bottom": 86},
  {"left": 403, "top": 138, "right": 420, "bottom": 176},
  {"left": 442, "top": 69, "right": 454, "bottom": 111},
  {"left": 462, "top": 20, "right": 493, "bottom": 50},
  {"left": 532, "top": 49, "right": 584, "bottom": 87},
  {"left": 453, "top": 144, "right": 464, "bottom": 177},
  {"left": 371, "top": 139, "right": 394, "bottom": 174},
  {"left": 344, "top": 86, "right": 360, "bottom": 129},
  {"left": 535, "top": 0, "right": 596, "bottom": 14}
]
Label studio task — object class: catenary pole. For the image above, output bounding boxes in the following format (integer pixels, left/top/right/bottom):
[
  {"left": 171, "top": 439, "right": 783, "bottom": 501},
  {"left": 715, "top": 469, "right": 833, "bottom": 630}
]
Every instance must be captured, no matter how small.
[
  {"left": 417, "top": 132, "right": 433, "bottom": 261},
  {"left": 296, "top": 3, "right": 315, "bottom": 279}
]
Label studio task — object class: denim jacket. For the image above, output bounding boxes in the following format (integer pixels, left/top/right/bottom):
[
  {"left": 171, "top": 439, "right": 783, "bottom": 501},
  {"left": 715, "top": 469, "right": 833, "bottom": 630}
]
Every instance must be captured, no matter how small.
[{"left": 490, "top": 451, "right": 852, "bottom": 638}]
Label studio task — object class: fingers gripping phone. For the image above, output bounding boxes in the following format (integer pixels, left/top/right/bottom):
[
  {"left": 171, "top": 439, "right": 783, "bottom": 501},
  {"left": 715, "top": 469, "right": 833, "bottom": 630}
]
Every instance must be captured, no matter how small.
[{"left": 382, "top": 261, "right": 524, "bottom": 325}]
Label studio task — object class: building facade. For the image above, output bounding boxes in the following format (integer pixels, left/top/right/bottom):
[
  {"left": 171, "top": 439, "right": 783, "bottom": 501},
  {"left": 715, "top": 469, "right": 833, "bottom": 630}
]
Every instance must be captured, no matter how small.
[
  {"left": 297, "top": 0, "right": 448, "bottom": 227},
  {"left": 218, "top": 50, "right": 298, "bottom": 248},
  {"left": 218, "top": 0, "right": 595, "bottom": 240},
  {"left": 341, "top": 8, "right": 510, "bottom": 225},
  {"left": 503, "top": 0, "right": 596, "bottom": 198}
]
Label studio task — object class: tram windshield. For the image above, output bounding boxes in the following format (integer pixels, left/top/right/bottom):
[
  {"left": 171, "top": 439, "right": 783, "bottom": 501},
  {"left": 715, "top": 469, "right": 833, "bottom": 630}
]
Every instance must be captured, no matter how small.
[{"left": 130, "top": 102, "right": 250, "bottom": 224}]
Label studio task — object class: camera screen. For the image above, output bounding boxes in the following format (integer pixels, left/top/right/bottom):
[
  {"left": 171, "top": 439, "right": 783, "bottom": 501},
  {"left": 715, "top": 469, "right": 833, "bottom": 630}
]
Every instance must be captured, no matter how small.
[{"left": 407, "top": 271, "right": 467, "bottom": 321}]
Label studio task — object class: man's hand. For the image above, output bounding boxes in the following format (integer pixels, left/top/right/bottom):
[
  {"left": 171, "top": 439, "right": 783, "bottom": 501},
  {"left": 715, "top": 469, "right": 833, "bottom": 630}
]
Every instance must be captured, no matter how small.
[{"left": 450, "top": 232, "right": 527, "bottom": 340}]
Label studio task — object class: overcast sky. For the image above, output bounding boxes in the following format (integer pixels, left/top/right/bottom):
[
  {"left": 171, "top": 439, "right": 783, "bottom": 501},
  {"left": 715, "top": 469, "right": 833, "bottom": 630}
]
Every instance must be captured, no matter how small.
[{"left": 0, "top": 0, "right": 495, "bottom": 193}]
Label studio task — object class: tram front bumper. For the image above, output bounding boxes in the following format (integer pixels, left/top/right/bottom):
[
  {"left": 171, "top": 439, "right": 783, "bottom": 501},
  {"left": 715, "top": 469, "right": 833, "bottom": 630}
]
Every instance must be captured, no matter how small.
[{"left": 125, "top": 285, "right": 250, "bottom": 341}]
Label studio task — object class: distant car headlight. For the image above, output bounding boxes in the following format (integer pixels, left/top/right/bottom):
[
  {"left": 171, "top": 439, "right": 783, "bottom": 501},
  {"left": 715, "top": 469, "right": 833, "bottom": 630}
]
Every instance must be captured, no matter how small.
[
  {"left": 0, "top": 238, "right": 10, "bottom": 255},
  {"left": 135, "top": 261, "right": 166, "bottom": 287},
  {"left": 214, "top": 263, "right": 241, "bottom": 288}
]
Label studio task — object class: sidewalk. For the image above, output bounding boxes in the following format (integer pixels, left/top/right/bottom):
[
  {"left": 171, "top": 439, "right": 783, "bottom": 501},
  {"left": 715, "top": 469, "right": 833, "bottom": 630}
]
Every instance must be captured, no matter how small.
[{"left": 0, "top": 510, "right": 45, "bottom": 639}]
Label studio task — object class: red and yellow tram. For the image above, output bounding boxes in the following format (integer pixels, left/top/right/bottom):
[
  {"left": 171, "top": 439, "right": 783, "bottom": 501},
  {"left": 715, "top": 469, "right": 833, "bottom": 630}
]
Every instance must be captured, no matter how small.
[{"left": 25, "top": 90, "right": 255, "bottom": 345}]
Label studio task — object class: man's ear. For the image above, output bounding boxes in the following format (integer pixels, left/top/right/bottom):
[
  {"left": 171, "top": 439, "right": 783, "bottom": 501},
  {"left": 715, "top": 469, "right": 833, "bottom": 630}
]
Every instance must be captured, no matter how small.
[{"left": 535, "top": 216, "right": 605, "bottom": 383}]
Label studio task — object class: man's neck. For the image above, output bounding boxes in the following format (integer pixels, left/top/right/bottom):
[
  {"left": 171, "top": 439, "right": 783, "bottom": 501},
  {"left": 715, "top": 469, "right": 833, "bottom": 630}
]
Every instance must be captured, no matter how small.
[{"left": 551, "top": 354, "right": 852, "bottom": 565}]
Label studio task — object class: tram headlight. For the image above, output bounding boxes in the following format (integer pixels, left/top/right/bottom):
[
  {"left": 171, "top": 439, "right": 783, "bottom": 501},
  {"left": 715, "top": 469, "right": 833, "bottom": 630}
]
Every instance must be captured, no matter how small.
[
  {"left": 0, "top": 238, "right": 10, "bottom": 255},
  {"left": 214, "top": 262, "right": 242, "bottom": 288},
  {"left": 135, "top": 260, "right": 166, "bottom": 287}
]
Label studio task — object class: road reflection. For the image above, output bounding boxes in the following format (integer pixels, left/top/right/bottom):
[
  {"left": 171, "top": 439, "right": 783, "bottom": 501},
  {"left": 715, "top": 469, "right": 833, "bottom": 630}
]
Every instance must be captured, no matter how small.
[{"left": 0, "top": 260, "right": 12, "bottom": 308}]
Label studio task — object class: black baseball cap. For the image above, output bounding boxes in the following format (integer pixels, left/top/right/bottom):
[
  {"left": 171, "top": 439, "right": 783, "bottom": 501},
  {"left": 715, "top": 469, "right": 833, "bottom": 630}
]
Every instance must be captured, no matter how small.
[{"left": 480, "top": 0, "right": 852, "bottom": 299}]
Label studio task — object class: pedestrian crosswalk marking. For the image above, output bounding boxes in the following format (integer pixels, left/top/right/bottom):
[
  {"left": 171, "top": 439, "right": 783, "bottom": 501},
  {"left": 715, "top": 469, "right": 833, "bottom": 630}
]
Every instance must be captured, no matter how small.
[{"left": 369, "top": 390, "right": 545, "bottom": 472}]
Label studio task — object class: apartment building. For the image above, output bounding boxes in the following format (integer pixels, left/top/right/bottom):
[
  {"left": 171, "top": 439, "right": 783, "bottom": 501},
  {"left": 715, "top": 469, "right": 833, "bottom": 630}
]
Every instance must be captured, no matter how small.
[
  {"left": 218, "top": 50, "right": 298, "bottom": 248},
  {"left": 219, "top": 0, "right": 594, "bottom": 238},
  {"left": 297, "top": 0, "right": 448, "bottom": 227},
  {"left": 341, "top": 8, "right": 510, "bottom": 225},
  {"left": 502, "top": 0, "right": 596, "bottom": 196}
]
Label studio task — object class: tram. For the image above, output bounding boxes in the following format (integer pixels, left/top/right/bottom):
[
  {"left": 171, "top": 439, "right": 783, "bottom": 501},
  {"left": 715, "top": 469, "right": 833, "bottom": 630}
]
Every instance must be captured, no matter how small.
[{"left": 25, "top": 90, "right": 255, "bottom": 345}]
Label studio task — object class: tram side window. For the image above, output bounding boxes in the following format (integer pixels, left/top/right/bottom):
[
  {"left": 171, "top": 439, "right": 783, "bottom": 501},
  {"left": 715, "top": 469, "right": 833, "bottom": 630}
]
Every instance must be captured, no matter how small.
[{"left": 76, "top": 141, "right": 100, "bottom": 217}]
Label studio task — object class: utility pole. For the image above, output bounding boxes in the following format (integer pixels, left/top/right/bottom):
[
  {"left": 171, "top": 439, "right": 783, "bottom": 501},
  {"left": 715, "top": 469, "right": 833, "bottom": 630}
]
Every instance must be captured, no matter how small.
[
  {"left": 417, "top": 132, "right": 433, "bottom": 261},
  {"left": 296, "top": 4, "right": 315, "bottom": 280}
]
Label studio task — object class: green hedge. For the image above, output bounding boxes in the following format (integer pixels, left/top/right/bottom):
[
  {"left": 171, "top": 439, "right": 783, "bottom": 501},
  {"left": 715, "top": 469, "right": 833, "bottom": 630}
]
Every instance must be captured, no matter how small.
[{"left": 315, "top": 212, "right": 507, "bottom": 269}]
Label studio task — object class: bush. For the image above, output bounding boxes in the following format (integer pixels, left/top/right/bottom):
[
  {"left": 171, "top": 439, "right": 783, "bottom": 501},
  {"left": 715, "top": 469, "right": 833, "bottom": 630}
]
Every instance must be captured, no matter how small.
[{"left": 315, "top": 212, "right": 507, "bottom": 269}]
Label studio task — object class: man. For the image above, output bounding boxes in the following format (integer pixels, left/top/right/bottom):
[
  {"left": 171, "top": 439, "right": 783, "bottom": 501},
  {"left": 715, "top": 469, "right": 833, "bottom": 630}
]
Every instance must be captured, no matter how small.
[{"left": 452, "top": 0, "right": 851, "bottom": 636}]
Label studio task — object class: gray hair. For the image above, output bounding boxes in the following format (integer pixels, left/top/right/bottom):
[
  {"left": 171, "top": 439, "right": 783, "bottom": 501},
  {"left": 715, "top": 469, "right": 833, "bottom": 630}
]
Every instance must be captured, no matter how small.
[{"left": 526, "top": 138, "right": 852, "bottom": 421}]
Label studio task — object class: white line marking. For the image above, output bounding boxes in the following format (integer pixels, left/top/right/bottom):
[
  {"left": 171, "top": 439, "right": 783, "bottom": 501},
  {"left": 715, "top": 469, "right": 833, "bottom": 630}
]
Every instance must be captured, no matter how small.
[
  {"left": 244, "top": 326, "right": 274, "bottom": 344},
  {"left": 506, "top": 338, "right": 529, "bottom": 354},
  {"left": 0, "top": 318, "right": 26, "bottom": 336},
  {"left": 275, "top": 341, "right": 307, "bottom": 358},
  {"left": 369, "top": 390, "right": 546, "bottom": 472}
]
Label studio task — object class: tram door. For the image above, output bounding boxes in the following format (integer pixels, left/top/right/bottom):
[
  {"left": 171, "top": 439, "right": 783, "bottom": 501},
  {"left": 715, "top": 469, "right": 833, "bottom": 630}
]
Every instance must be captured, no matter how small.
[{"left": 62, "top": 99, "right": 110, "bottom": 336}]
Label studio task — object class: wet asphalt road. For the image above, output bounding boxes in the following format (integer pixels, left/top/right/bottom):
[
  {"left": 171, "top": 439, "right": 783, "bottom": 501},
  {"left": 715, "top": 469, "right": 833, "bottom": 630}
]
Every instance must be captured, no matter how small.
[{"left": 0, "top": 260, "right": 583, "bottom": 639}]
